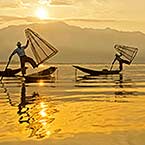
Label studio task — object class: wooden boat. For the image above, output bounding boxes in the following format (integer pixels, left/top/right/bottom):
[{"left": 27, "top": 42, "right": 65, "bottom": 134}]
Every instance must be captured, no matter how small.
[
  {"left": 0, "top": 68, "right": 22, "bottom": 77},
  {"left": 73, "top": 44, "right": 138, "bottom": 76},
  {"left": 73, "top": 65, "right": 120, "bottom": 76},
  {"left": 24, "top": 66, "right": 57, "bottom": 83}
]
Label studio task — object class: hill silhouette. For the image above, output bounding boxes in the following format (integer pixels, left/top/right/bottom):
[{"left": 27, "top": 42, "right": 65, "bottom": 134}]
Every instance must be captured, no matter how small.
[{"left": 0, "top": 22, "right": 144, "bottom": 63}]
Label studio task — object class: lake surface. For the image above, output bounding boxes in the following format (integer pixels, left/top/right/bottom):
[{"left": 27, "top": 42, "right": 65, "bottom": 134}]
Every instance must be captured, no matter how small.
[{"left": 0, "top": 64, "right": 145, "bottom": 145}]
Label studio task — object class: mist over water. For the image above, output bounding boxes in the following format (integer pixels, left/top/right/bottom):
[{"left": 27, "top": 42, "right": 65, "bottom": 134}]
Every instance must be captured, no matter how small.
[{"left": 0, "top": 64, "right": 145, "bottom": 145}]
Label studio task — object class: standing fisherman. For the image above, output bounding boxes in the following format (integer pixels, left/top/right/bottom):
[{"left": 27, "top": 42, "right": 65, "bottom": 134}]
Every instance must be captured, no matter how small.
[
  {"left": 110, "top": 54, "right": 130, "bottom": 71},
  {"left": 9, "top": 40, "right": 37, "bottom": 76}
]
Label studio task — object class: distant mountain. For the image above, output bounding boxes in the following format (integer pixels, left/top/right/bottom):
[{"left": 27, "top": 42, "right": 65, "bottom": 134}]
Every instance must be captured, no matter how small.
[{"left": 0, "top": 22, "right": 144, "bottom": 63}]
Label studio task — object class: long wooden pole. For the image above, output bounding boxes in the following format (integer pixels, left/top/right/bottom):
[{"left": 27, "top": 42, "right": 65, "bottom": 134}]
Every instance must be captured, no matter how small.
[{"left": 0, "top": 58, "right": 11, "bottom": 82}]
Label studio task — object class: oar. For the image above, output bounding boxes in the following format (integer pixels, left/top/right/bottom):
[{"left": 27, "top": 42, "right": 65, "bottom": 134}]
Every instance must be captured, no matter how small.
[
  {"left": 110, "top": 57, "right": 117, "bottom": 71},
  {"left": 110, "top": 63, "right": 114, "bottom": 71},
  {"left": 0, "top": 58, "right": 11, "bottom": 82}
]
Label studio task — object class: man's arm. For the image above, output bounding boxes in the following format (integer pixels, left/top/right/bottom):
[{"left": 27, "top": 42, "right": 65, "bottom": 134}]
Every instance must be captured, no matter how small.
[
  {"left": 23, "top": 39, "right": 29, "bottom": 49},
  {"left": 9, "top": 49, "right": 16, "bottom": 60}
]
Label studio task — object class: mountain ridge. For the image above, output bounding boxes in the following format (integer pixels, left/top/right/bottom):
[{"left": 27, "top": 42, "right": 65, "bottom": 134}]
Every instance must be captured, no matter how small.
[{"left": 0, "top": 22, "right": 144, "bottom": 63}]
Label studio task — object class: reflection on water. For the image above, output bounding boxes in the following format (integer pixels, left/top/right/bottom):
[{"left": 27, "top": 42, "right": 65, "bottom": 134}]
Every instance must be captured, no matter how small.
[
  {"left": 0, "top": 71, "right": 60, "bottom": 140},
  {"left": 0, "top": 64, "right": 145, "bottom": 143},
  {"left": 17, "top": 83, "right": 59, "bottom": 139},
  {"left": 74, "top": 73, "right": 135, "bottom": 103}
]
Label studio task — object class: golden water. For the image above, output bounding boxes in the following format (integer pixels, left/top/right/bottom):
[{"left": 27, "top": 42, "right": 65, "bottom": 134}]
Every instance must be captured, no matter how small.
[{"left": 0, "top": 64, "right": 145, "bottom": 145}]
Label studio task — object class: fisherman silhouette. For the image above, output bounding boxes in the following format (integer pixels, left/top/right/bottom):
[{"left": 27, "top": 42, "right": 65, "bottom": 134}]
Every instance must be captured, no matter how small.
[
  {"left": 111, "top": 53, "right": 130, "bottom": 71},
  {"left": 9, "top": 40, "right": 37, "bottom": 76}
]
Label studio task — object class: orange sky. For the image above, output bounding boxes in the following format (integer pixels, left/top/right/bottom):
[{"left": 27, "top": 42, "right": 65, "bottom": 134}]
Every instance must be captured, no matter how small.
[{"left": 0, "top": 0, "right": 145, "bottom": 32}]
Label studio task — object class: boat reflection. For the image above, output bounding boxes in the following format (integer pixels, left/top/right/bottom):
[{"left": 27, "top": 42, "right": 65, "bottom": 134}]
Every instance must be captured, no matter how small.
[
  {"left": 75, "top": 73, "right": 125, "bottom": 87},
  {"left": 17, "top": 83, "right": 59, "bottom": 139},
  {"left": 114, "top": 74, "right": 136, "bottom": 97},
  {"left": 75, "top": 74, "right": 135, "bottom": 103}
]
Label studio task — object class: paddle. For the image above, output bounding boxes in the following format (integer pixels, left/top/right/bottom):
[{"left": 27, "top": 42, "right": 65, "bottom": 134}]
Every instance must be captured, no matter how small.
[
  {"left": 0, "top": 57, "right": 11, "bottom": 82},
  {"left": 110, "top": 57, "right": 117, "bottom": 71}
]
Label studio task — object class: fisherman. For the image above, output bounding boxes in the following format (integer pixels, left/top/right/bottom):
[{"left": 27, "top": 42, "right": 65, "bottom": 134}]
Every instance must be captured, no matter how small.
[
  {"left": 111, "top": 53, "right": 130, "bottom": 71},
  {"left": 9, "top": 40, "right": 37, "bottom": 76}
]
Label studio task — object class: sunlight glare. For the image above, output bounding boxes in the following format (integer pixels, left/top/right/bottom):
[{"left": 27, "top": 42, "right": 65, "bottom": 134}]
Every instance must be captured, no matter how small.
[
  {"left": 40, "top": 102, "right": 46, "bottom": 108},
  {"left": 39, "top": 119, "right": 47, "bottom": 126},
  {"left": 36, "top": 7, "right": 48, "bottom": 20},
  {"left": 46, "top": 131, "right": 51, "bottom": 136},
  {"left": 39, "top": 64, "right": 44, "bottom": 67},
  {"left": 39, "top": 80, "right": 44, "bottom": 86},
  {"left": 40, "top": 109, "right": 47, "bottom": 117}
]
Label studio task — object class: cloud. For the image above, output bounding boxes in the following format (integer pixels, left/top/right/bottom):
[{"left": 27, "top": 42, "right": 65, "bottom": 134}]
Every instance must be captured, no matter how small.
[
  {"left": 49, "top": 0, "right": 73, "bottom": 5},
  {"left": 0, "top": 15, "right": 118, "bottom": 24},
  {"left": 0, "top": 0, "right": 33, "bottom": 8},
  {"left": 0, "top": 0, "right": 144, "bottom": 22},
  {"left": 38, "top": 0, "right": 49, "bottom": 4},
  {"left": 0, "top": 15, "right": 40, "bottom": 22},
  {"left": 0, "top": 16, "right": 22, "bottom": 21},
  {"left": 64, "top": 18, "right": 118, "bottom": 23},
  {"left": 0, "top": 0, "right": 43, "bottom": 8},
  {"left": 63, "top": 18, "right": 137, "bottom": 24},
  {"left": 0, "top": 0, "right": 21, "bottom": 8},
  {"left": 21, "top": 0, "right": 38, "bottom": 4}
]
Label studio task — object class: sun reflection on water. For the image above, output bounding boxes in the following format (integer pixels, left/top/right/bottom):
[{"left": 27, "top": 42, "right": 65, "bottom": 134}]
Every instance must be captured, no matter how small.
[
  {"left": 17, "top": 84, "right": 59, "bottom": 139},
  {"left": 40, "top": 109, "right": 47, "bottom": 117},
  {"left": 39, "top": 80, "right": 44, "bottom": 86}
]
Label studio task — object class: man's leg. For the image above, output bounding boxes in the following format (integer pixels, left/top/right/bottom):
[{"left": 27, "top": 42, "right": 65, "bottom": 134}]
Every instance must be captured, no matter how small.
[
  {"left": 20, "top": 57, "right": 26, "bottom": 76},
  {"left": 25, "top": 56, "right": 37, "bottom": 68},
  {"left": 119, "top": 62, "right": 123, "bottom": 72}
]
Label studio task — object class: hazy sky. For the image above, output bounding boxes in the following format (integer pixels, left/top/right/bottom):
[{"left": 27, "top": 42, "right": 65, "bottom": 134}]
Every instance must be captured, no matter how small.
[{"left": 0, "top": 0, "right": 145, "bottom": 32}]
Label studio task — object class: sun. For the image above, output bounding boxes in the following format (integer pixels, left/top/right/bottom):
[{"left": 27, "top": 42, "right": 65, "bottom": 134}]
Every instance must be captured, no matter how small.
[{"left": 35, "top": 7, "right": 48, "bottom": 20}]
